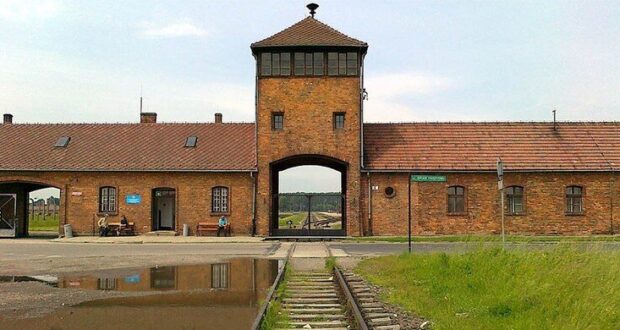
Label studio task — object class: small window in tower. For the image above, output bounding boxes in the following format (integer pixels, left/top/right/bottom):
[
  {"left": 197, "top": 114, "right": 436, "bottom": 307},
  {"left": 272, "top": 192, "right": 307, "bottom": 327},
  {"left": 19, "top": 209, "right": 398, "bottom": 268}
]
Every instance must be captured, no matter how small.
[
  {"left": 281, "top": 53, "right": 291, "bottom": 75},
  {"left": 55, "top": 136, "right": 71, "bottom": 148},
  {"left": 305, "top": 53, "right": 313, "bottom": 75},
  {"left": 338, "top": 53, "right": 347, "bottom": 75},
  {"left": 261, "top": 53, "right": 272, "bottom": 76},
  {"left": 272, "top": 53, "right": 280, "bottom": 75},
  {"left": 185, "top": 136, "right": 197, "bottom": 148},
  {"left": 294, "top": 53, "right": 305, "bottom": 75},
  {"left": 347, "top": 52, "right": 358, "bottom": 76},
  {"left": 327, "top": 52, "right": 338, "bottom": 76},
  {"left": 313, "top": 52, "right": 324, "bottom": 75},
  {"left": 272, "top": 113, "right": 284, "bottom": 130},
  {"left": 334, "top": 113, "right": 345, "bottom": 129}
]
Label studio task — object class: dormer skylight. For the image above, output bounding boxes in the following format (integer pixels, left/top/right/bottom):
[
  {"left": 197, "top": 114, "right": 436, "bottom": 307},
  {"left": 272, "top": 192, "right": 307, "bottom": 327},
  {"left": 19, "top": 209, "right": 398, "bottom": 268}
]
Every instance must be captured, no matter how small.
[
  {"left": 185, "top": 136, "right": 197, "bottom": 148},
  {"left": 54, "top": 136, "right": 70, "bottom": 148}
]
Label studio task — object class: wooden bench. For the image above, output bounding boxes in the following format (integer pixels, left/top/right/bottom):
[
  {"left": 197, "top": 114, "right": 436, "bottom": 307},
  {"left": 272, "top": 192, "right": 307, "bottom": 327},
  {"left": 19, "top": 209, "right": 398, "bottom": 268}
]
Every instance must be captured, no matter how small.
[
  {"left": 196, "top": 222, "right": 231, "bottom": 236},
  {"left": 108, "top": 222, "right": 136, "bottom": 236}
]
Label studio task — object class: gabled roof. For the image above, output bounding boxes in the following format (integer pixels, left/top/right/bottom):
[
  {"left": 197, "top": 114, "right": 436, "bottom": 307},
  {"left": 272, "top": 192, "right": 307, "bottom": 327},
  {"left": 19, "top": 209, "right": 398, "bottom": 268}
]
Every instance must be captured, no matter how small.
[
  {"left": 0, "top": 123, "right": 256, "bottom": 172},
  {"left": 363, "top": 122, "right": 620, "bottom": 172},
  {"left": 251, "top": 16, "right": 367, "bottom": 50}
]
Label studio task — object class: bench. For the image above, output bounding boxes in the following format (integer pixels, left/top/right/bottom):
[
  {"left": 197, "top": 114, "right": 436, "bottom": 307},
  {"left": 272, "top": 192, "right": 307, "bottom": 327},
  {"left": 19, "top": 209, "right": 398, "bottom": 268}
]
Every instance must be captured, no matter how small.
[
  {"left": 196, "top": 222, "right": 231, "bottom": 236},
  {"left": 108, "top": 222, "right": 136, "bottom": 236}
]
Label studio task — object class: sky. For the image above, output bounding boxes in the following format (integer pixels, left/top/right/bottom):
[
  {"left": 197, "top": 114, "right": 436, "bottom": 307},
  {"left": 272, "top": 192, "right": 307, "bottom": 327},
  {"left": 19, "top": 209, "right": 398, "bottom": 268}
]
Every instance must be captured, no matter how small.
[{"left": 2, "top": 0, "right": 619, "bottom": 197}]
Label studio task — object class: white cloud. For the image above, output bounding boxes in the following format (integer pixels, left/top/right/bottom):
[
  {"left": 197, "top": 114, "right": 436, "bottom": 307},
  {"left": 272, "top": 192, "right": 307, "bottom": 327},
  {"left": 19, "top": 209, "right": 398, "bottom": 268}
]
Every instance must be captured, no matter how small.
[
  {"left": 0, "top": 0, "right": 60, "bottom": 21},
  {"left": 139, "top": 20, "right": 208, "bottom": 38},
  {"left": 364, "top": 72, "right": 455, "bottom": 122}
]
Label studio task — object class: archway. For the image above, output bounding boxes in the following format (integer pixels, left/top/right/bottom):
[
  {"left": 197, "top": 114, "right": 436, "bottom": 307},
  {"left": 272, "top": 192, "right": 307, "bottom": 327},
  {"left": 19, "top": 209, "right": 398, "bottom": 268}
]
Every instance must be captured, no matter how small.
[
  {"left": 0, "top": 179, "right": 63, "bottom": 238},
  {"left": 270, "top": 155, "right": 347, "bottom": 236}
]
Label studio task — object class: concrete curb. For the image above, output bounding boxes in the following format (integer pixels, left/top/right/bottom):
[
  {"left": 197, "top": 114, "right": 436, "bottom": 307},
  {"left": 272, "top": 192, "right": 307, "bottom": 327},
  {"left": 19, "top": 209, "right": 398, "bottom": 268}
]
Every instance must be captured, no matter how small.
[{"left": 50, "top": 236, "right": 267, "bottom": 244}]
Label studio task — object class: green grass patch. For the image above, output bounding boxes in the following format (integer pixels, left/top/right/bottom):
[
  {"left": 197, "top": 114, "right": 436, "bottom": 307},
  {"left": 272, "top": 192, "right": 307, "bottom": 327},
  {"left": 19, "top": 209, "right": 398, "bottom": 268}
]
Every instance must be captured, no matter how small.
[
  {"left": 325, "top": 256, "right": 337, "bottom": 272},
  {"left": 28, "top": 214, "right": 59, "bottom": 232},
  {"left": 278, "top": 212, "right": 307, "bottom": 228},
  {"left": 356, "top": 246, "right": 620, "bottom": 329},
  {"left": 348, "top": 234, "right": 620, "bottom": 243},
  {"left": 261, "top": 266, "right": 291, "bottom": 330}
]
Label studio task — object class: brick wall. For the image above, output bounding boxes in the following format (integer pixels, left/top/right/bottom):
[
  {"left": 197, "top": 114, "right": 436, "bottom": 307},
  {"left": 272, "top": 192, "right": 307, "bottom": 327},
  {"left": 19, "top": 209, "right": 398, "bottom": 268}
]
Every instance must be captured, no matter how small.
[
  {"left": 255, "top": 76, "right": 363, "bottom": 236},
  {"left": 365, "top": 172, "right": 619, "bottom": 235},
  {"left": 0, "top": 171, "right": 254, "bottom": 236}
]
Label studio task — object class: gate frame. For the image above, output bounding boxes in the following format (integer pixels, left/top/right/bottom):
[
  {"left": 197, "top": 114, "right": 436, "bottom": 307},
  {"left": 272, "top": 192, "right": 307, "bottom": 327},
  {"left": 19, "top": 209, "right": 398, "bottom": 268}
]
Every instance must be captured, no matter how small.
[{"left": 0, "top": 193, "right": 17, "bottom": 237}]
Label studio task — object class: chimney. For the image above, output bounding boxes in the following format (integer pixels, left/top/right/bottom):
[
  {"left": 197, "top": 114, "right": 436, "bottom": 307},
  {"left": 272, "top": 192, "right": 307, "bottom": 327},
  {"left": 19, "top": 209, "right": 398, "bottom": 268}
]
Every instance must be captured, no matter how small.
[
  {"left": 215, "top": 113, "right": 223, "bottom": 124},
  {"left": 140, "top": 112, "right": 157, "bottom": 124},
  {"left": 3, "top": 113, "right": 13, "bottom": 125}
]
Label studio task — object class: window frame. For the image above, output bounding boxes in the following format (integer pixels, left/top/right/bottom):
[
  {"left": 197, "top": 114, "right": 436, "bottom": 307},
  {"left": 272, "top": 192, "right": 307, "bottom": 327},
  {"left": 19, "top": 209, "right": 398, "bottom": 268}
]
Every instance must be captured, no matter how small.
[
  {"left": 505, "top": 185, "right": 525, "bottom": 215},
  {"left": 447, "top": 185, "right": 467, "bottom": 215},
  {"left": 333, "top": 112, "right": 345, "bottom": 130},
  {"left": 211, "top": 186, "right": 230, "bottom": 214},
  {"left": 98, "top": 186, "right": 118, "bottom": 214},
  {"left": 271, "top": 112, "right": 284, "bottom": 131},
  {"left": 565, "top": 185, "right": 584, "bottom": 215}
]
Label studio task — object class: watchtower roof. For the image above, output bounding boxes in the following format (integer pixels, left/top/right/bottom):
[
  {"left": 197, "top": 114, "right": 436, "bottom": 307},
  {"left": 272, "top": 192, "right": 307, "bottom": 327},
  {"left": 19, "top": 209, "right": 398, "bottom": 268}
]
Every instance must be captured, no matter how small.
[{"left": 251, "top": 16, "right": 368, "bottom": 51}]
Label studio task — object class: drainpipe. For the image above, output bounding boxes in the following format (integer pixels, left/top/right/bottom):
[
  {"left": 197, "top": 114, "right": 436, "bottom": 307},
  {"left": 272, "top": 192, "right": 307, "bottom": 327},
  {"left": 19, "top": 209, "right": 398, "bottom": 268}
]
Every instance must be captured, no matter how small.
[
  {"left": 367, "top": 172, "right": 372, "bottom": 236},
  {"left": 611, "top": 169, "right": 616, "bottom": 235},
  {"left": 251, "top": 172, "right": 257, "bottom": 236},
  {"left": 408, "top": 172, "right": 412, "bottom": 253}
]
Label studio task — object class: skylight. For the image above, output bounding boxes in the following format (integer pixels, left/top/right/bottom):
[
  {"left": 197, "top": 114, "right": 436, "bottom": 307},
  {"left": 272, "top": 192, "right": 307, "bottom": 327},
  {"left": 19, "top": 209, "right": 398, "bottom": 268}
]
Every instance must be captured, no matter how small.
[
  {"left": 185, "top": 136, "right": 197, "bottom": 148},
  {"left": 54, "top": 136, "right": 70, "bottom": 148}
]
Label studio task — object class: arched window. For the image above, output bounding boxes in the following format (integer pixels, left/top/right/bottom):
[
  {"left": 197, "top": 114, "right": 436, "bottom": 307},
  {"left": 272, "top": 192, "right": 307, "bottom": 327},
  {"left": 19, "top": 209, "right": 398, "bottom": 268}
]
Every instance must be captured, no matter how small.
[
  {"left": 505, "top": 186, "right": 524, "bottom": 214},
  {"left": 447, "top": 186, "right": 466, "bottom": 214},
  {"left": 566, "top": 186, "right": 583, "bottom": 214},
  {"left": 99, "top": 186, "right": 117, "bottom": 213},
  {"left": 212, "top": 186, "right": 229, "bottom": 213}
]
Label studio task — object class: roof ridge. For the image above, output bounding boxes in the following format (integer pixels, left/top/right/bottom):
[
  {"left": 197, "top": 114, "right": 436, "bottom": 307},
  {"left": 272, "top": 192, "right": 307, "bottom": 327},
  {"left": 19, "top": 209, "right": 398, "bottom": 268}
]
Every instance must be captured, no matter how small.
[
  {"left": 2, "top": 122, "right": 257, "bottom": 126},
  {"left": 364, "top": 121, "right": 620, "bottom": 125}
]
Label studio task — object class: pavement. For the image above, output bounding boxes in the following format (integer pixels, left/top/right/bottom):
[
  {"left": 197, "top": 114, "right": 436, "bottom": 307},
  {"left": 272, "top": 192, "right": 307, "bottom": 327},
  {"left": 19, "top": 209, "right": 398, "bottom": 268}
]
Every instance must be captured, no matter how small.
[{"left": 51, "top": 235, "right": 265, "bottom": 244}]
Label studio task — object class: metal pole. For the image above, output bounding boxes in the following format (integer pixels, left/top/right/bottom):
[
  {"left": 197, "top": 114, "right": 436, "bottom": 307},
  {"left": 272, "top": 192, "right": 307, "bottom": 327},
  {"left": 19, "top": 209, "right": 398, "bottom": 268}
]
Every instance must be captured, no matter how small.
[
  {"left": 501, "top": 187, "right": 505, "bottom": 247},
  {"left": 408, "top": 173, "right": 412, "bottom": 253}
]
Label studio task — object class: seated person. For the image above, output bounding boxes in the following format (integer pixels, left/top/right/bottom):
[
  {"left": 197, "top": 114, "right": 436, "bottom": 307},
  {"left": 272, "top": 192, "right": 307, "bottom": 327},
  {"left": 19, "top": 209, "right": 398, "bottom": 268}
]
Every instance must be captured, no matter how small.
[
  {"left": 217, "top": 216, "right": 229, "bottom": 237},
  {"left": 98, "top": 214, "right": 110, "bottom": 237}
]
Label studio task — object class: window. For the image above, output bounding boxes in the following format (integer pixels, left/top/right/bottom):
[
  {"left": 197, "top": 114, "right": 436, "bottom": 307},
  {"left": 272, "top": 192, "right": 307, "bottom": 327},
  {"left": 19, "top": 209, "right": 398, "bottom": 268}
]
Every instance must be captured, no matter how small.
[
  {"left": 346, "top": 52, "right": 358, "bottom": 75},
  {"left": 305, "top": 53, "right": 313, "bottom": 75},
  {"left": 328, "top": 52, "right": 338, "bottom": 75},
  {"left": 211, "top": 263, "right": 229, "bottom": 289},
  {"left": 384, "top": 186, "right": 396, "bottom": 198},
  {"left": 447, "top": 186, "right": 466, "bottom": 214},
  {"left": 505, "top": 186, "right": 524, "bottom": 214},
  {"left": 566, "top": 186, "right": 583, "bottom": 214},
  {"left": 261, "top": 52, "right": 290, "bottom": 76},
  {"left": 313, "top": 52, "right": 324, "bottom": 75},
  {"left": 212, "top": 186, "right": 229, "bottom": 213},
  {"left": 338, "top": 53, "right": 347, "bottom": 75},
  {"left": 260, "top": 53, "right": 271, "bottom": 76},
  {"left": 97, "top": 278, "right": 116, "bottom": 291},
  {"left": 294, "top": 52, "right": 305, "bottom": 75},
  {"left": 272, "top": 112, "right": 284, "bottom": 130},
  {"left": 99, "top": 186, "right": 117, "bottom": 213},
  {"left": 54, "top": 136, "right": 71, "bottom": 148},
  {"left": 185, "top": 136, "right": 197, "bottom": 148},
  {"left": 334, "top": 112, "right": 345, "bottom": 129}
]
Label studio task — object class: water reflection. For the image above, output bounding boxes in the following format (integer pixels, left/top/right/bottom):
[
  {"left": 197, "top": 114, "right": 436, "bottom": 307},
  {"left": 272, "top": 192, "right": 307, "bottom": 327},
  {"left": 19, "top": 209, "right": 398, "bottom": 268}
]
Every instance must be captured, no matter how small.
[{"left": 1, "top": 258, "right": 280, "bottom": 330}]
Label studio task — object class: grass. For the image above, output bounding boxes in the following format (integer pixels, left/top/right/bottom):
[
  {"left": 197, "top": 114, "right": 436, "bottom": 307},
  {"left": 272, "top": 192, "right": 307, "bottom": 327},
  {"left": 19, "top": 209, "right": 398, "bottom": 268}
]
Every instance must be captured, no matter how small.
[
  {"left": 356, "top": 246, "right": 620, "bottom": 330},
  {"left": 348, "top": 234, "right": 620, "bottom": 243},
  {"left": 28, "top": 214, "right": 59, "bottom": 232},
  {"left": 325, "top": 256, "right": 337, "bottom": 272},
  {"left": 261, "top": 265, "right": 291, "bottom": 330},
  {"left": 278, "top": 212, "right": 307, "bottom": 228}
]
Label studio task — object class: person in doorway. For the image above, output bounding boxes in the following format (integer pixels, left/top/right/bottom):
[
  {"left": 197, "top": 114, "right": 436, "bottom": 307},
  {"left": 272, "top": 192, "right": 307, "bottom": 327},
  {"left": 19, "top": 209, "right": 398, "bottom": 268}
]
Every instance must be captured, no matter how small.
[
  {"left": 98, "top": 214, "right": 110, "bottom": 237},
  {"left": 217, "top": 216, "right": 228, "bottom": 237}
]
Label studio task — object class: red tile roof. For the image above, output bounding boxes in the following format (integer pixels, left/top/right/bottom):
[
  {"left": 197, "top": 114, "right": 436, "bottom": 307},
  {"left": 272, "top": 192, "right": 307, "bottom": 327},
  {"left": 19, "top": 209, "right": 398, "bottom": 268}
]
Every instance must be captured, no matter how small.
[
  {"left": 364, "top": 122, "right": 620, "bottom": 172},
  {"left": 251, "top": 17, "right": 367, "bottom": 49},
  {"left": 0, "top": 123, "right": 256, "bottom": 172}
]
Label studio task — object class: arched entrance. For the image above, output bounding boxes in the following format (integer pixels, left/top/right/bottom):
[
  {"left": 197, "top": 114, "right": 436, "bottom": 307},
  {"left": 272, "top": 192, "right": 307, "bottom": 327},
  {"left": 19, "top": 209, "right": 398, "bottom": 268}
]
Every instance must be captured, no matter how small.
[
  {"left": 270, "top": 155, "right": 347, "bottom": 236},
  {"left": 0, "top": 179, "right": 63, "bottom": 238}
]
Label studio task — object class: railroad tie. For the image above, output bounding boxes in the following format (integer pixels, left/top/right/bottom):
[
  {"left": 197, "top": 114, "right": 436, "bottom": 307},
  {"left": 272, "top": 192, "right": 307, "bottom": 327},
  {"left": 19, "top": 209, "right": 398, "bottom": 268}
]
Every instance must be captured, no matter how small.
[{"left": 343, "top": 272, "right": 402, "bottom": 330}]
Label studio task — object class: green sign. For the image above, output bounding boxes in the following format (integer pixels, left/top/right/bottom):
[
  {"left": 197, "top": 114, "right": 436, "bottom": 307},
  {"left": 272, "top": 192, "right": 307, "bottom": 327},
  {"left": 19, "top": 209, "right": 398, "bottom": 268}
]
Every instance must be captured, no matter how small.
[{"left": 411, "top": 175, "right": 447, "bottom": 182}]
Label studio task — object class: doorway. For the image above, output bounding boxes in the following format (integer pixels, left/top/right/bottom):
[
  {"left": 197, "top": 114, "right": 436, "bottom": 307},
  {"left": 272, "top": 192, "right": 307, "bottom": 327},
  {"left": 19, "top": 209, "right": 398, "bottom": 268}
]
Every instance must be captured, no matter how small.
[{"left": 152, "top": 188, "right": 176, "bottom": 231}]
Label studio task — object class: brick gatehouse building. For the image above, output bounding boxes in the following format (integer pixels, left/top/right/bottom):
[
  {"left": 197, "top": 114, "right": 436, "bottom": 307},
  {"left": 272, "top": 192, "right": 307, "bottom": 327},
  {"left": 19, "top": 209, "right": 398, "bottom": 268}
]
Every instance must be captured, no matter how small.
[{"left": 1, "top": 8, "right": 619, "bottom": 237}]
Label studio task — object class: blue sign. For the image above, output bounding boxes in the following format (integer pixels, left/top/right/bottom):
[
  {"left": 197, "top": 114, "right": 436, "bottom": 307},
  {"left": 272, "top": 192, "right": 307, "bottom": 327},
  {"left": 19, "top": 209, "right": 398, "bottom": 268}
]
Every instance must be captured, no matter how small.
[
  {"left": 124, "top": 274, "right": 141, "bottom": 283},
  {"left": 125, "top": 194, "right": 141, "bottom": 205}
]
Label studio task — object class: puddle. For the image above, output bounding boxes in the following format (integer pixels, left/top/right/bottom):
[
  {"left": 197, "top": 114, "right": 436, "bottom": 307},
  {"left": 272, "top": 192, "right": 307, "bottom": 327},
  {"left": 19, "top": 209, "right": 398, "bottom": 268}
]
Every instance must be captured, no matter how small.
[{"left": 0, "top": 258, "right": 281, "bottom": 330}]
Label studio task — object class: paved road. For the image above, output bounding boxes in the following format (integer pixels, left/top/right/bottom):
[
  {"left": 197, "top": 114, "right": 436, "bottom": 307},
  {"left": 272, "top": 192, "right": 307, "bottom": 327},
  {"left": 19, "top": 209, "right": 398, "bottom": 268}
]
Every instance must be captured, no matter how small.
[{"left": 0, "top": 239, "right": 280, "bottom": 261}]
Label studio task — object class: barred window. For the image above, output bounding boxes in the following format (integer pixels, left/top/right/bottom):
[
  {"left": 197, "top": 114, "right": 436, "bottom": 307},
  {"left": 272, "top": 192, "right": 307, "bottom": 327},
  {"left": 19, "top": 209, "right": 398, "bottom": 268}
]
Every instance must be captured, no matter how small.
[
  {"left": 566, "top": 186, "right": 583, "bottom": 214},
  {"left": 212, "top": 186, "right": 229, "bottom": 213},
  {"left": 506, "top": 186, "right": 524, "bottom": 214},
  {"left": 99, "top": 186, "right": 117, "bottom": 213},
  {"left": 447, "top": 186, "right": 466, "bottom": 214}
]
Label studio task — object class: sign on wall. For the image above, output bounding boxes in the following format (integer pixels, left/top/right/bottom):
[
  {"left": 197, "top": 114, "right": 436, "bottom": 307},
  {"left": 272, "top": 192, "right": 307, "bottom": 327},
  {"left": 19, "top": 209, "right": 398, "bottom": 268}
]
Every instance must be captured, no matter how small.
[
  {"left": 125, "top": 194, "right": 142, "bottom": 205},
  {"left": 411, "top": 175, "right": 447, "bottom": 182}
]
